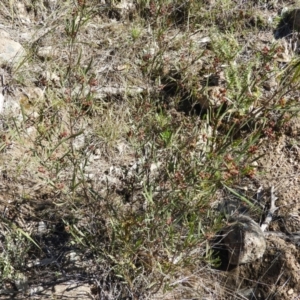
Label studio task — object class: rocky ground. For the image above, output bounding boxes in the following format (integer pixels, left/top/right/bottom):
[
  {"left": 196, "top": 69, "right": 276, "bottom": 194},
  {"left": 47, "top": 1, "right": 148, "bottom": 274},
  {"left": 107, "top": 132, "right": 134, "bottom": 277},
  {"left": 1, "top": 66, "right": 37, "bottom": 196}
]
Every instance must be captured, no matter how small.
[{"left": 0, "top": 0, "right": 300, "bottom": 299}]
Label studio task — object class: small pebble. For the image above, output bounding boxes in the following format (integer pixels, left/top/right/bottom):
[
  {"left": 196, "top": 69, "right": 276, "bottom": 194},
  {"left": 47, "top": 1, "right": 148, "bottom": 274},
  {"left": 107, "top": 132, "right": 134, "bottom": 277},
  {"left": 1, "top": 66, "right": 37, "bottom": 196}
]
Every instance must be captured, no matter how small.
[{"left": 288, "top": 288, "right": 294, "bottom": 295}]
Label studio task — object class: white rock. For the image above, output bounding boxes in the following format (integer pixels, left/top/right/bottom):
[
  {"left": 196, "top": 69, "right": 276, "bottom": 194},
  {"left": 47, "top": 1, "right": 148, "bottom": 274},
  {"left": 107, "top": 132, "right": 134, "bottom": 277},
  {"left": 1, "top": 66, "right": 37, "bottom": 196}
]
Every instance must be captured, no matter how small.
[
  {"left": 288, "top": 288, "right": 294, "bottom": 295},
  {"left": 37, "top": 46, "right": 58, "bottom": 59},
  {"left": 65, "top": 251, "right": 81, "bottom": 263},
  {"left": 1, "top": 93, "right": 21, "bottom": 120},
  {"left": 72, "top": 134, "right": 85, "bottom": 151},
  {"left": 37, "top": 221, "right": 47, "bottom": 234},
  {"left": 94, "top": 148, "right": 101, "bottom": 155},
  {"left": 14, "top": 273, "right": 28, "bottom": 291},
  {"left": 43, "top": 71, "right": 60, "bottom": 83},
  {"left": 16, "top": 2, "right": 31, "bottom": 24},
  {"left": 26, "top": 126, "right": 37, "bottom": 137},
  {"left": 115, "top": 0, "right": 135, "bottom": 11},
  {"left": 0, "top": 37, "right": 26, "bottom": 67},
  {"left": 30, "top": 286, "right": 45, "bottom": 295}
]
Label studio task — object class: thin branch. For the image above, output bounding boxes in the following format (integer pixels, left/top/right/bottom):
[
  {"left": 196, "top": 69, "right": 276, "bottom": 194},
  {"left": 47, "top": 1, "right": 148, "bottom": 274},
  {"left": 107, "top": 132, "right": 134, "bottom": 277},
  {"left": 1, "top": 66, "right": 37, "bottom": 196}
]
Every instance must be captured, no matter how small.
[{"left": 261, "top": 186, "right": 278, "bottom": 232}]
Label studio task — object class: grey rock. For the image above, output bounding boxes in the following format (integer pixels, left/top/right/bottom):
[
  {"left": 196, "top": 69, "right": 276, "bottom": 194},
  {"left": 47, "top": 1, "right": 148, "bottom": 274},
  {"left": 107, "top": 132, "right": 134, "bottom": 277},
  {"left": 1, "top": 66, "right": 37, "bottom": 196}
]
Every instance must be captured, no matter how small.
[{"left": 222, "top": 215, "right": 266, "bottom": 265}]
